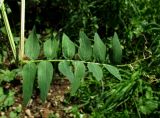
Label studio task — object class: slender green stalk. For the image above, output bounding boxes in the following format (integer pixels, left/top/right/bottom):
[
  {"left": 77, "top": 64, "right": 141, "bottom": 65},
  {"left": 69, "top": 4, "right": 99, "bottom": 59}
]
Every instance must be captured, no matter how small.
[
  {"left": 0, "top": 0, "right": 5, "bottom": 8},
  {"left": 22, "top": 55, "right": 152, "bottom": 68},
  {"left": 20, "top": 0, "right": 25, "bottom": 61},
  {"left": 1, "top": 3, "right": 16, "bottom": 59},
  {"left": 22, "top": 59, "right": 103, "bottom": 64}
]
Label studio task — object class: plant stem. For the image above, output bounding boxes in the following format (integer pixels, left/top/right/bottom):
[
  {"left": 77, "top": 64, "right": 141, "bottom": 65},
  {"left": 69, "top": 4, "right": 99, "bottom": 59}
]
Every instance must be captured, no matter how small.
[
  {"left": 1, "top": 3, "right": 16, "bottom": 59},
  {"left": 22, "top": 55, "right": 152, "bottom": 68},
  {"left": 22, "top": 59, "right": 103, "bottom": 64},
  {"left": 0, "top": 0, "right": 4, "bottom": 8},
  {"left": 20, "top": 0, "right": 25, "bottom": 61}
]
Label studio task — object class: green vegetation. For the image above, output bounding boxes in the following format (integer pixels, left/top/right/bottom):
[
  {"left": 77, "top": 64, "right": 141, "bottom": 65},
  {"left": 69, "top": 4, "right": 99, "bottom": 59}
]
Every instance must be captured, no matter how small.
[{"left": 0, "top": 0, "right": 160, "bottom": 117}]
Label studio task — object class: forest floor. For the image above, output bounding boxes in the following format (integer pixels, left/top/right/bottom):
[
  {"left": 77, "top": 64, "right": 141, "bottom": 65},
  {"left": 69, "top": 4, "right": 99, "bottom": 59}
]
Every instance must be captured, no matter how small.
[{"left": 0, "top": 75, "right": 73, "bottom": 118}]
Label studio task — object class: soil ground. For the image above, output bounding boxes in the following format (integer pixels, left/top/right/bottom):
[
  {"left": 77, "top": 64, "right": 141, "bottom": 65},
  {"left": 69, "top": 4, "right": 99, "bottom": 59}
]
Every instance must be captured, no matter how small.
[{"left": 0, "top": 75, "right": 73, "bottom": 118}]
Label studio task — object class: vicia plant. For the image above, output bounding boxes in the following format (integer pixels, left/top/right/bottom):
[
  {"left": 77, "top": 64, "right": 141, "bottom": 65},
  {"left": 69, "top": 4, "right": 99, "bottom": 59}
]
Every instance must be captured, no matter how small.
[
  {"left": 0, "top": 0, "right": 123, "bottom": 106},
  {"left": 22, "top": 27, "right": 122, "bottom": 105}
]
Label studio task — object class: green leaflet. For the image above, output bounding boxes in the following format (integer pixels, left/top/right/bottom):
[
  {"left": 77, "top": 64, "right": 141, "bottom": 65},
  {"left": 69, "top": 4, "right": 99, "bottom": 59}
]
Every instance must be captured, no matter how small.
[
  {"left": 73, "top": 61, "right": 85, "bottom": 81},
  {"left": 78, "top": 31, "right": 92, "bottom": 61},
  {"left": 59, "top": 61, "right": 85, "bottom": 95},
  {"left": 71, "top": 61, "right": 85, "bottom": 95},
  {"left": 25, "top": 26, "right": 40, "bottom": 59},
  {"left": 58, "top": 61, "right": 74, "bottom": 83},
  {"left": 112, "top": 32, "right": 122, "bottom": 64},
  {"left": 22, "top": 62, "right": 37, "bottom": 106},
  {"left": 62, "top": 33, "right": 75, "bottom": 59},
  {"left": 88, "top": 63, "right": 103, "bottom": 81},
  {"left": 38, "top": 61, "right": 54, "bottom": 102},
  {"left": 43, "top": 37, "right": 59, "bottom": 59},
  {"left": 104, "top": 64, "right": 122, "bottom": 81},
  {"left": 93, "top": 33, "right": 106, "bottom": 62}
]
